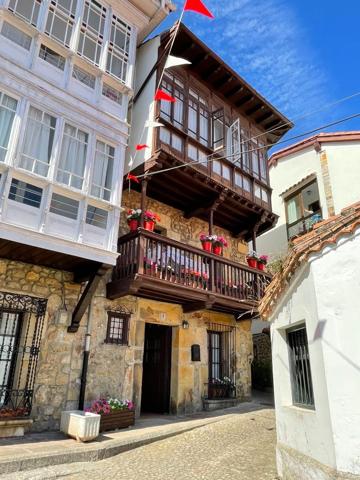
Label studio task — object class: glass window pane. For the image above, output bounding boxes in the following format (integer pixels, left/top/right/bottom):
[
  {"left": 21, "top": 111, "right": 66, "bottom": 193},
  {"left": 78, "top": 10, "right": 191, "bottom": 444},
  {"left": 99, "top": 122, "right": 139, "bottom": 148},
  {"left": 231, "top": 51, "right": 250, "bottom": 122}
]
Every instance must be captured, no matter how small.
[
  {"left": 1, "top": 21, "right": 32, "bottom": 50},
  {"left": 50, "top": 193, "right": 79, "bottom": 219},
  {"left": 72, "top": 65, "right": 96, "bottom": 89},
  {"left": 86, "top": 205, "right": 108, "bottom": 229},
  {"left": 57, "top": 123, "right": 88, "bottom": 189},
  {"left": 91, "top": 140, "right": 114, "bottom": 201},
  {"left": 39, "top": 44, "right": 65, "bottom": 70},
  {"left": 8, "top": 0, "right": 42, "bottom": 27},
  {"left": 8, "top": 179, "right": 42, "bottom": 208},
  {"left": 0, "top": 92, "right": 18, "bottom": 163},
  {"left": 102, "top": 84, "right": 122, "bottom": 104}
]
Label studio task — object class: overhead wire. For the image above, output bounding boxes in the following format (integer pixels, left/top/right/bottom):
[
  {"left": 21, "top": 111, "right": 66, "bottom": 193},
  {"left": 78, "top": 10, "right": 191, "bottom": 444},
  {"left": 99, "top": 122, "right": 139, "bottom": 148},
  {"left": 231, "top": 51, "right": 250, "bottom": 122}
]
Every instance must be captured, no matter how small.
[{"left": 135, "top": 111, "right": 360, "bottom": 179}]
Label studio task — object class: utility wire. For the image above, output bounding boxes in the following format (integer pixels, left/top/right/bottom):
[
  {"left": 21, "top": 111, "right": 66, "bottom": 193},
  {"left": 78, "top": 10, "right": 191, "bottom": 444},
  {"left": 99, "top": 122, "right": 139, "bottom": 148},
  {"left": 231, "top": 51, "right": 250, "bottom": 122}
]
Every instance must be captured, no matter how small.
[{"left": 135, "top": 112, "right": 360, "bottom": 179}]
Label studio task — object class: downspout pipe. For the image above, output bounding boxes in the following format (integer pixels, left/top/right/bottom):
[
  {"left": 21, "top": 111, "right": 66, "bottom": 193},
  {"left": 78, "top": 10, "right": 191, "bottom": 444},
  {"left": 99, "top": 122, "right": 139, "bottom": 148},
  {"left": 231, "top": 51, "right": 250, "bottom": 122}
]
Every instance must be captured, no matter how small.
[{"left": 78, "top": 299, "right": 93, "bottom": 410}]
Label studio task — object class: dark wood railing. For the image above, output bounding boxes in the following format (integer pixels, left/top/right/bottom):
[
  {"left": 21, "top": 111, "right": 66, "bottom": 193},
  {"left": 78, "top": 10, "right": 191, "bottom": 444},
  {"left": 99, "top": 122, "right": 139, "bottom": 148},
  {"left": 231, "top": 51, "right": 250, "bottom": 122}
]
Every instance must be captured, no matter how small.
[{"left": 113, "top": 230, "right": 271, "bottom": 303}]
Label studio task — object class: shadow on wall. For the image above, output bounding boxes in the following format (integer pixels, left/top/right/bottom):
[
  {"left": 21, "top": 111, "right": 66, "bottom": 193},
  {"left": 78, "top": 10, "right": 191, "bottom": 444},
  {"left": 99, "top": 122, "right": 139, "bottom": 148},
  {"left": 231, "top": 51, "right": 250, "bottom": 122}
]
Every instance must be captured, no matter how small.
[{"left": 256, "top": 224, "right": 289, "bottom": 260}]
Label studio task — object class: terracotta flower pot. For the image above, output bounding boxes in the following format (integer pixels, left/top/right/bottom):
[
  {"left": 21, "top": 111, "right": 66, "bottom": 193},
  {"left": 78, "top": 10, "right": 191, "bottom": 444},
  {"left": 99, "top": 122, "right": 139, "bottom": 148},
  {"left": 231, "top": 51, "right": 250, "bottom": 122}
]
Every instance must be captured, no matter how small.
[
  {"left": 212, "top": 245, "right": 223, "bottom": 255},
  {"left": 257, "top": 262, "right": 266, "bottom": 271},
  {"left": 128, "top": 219, "right": 139, "bottom": 231},
  {"left": 247, "top": 258, "right": 257, "bottom": 269},
  {"left": 144, "top": 220, "right": 155, "bottom": 231},
  {"left": 201, "top": 241, "right": 212, "bottom": 252}
]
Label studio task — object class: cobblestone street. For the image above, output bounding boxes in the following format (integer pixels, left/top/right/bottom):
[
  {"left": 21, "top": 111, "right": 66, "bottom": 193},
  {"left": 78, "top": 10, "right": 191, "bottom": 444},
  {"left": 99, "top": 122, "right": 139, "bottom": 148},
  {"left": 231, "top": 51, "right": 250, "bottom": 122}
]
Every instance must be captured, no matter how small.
[{"left": 2, "top": 408, "right": 277, "bottom": 480}]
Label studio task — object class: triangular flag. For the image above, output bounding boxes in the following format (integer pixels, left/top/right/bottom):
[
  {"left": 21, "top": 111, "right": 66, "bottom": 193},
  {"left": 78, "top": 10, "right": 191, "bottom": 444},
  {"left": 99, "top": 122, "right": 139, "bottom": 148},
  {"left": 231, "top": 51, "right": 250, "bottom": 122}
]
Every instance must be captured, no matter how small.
[
  {"left": 165, "top": 55, "right": 192, "bottom": 69},
  {"left": 128, "top": 156, "right": 134, "bottom": 167},
  {"left": 136, "top": 144, "right": 149, "bottom": 151},
  {"left": 154, "top": 89, "right": 176, "bottom": 102},
  {"left": 184, "top": 0, "right": 214, "bottom": 18},
  {"left": 145, "top": 120, "right": 164, "bottom": 128},
  {"left": 127, "top": 173, "right": 140, "bottom": 183}
]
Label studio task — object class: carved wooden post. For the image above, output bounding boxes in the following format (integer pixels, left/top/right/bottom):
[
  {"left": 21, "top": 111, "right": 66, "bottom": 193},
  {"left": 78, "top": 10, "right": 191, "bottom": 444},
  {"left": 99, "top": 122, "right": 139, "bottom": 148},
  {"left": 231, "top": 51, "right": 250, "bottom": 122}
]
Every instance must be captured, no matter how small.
[
  {"left": 209, "top": 208, "right": 214, "bottom": 236},
  {"left": 140, "top": 178, "right": 148, "bottom": 228}
]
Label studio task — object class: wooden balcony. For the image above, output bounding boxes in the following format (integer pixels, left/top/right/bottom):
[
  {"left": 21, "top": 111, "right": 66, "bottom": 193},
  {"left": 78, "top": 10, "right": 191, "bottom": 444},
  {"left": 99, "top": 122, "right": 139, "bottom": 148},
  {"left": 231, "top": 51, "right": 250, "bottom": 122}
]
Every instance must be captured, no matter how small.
[{"left": 107, "top": 230, "right": 271, "bottom": 317}]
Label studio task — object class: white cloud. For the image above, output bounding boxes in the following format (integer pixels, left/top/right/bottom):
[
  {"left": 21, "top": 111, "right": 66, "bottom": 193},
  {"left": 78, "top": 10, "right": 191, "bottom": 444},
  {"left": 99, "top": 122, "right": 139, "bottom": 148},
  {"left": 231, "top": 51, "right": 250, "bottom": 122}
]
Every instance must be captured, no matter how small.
[{"left": 182, "top": 0, "right": 329, "bottom": 129}]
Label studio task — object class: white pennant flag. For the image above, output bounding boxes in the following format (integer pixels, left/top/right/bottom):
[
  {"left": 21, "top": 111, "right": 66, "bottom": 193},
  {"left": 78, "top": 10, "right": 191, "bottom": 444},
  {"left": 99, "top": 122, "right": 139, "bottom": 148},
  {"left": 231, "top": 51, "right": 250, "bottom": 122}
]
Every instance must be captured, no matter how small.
[
  {"left": 165, "top": 55, "right": 191, "bottom": 69},
  {"left": 128, "top": 155, "right": 134, "bottom": 167},
  {"left": 145, "top": 120, "right": 164, "bottom": 128}
]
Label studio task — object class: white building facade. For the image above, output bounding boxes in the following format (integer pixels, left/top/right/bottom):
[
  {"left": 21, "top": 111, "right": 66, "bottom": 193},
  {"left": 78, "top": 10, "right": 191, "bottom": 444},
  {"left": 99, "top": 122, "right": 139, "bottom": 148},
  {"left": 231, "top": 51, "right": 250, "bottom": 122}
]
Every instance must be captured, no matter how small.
[
  {"left": 260, "top": 203, "right": 360, "bottom": 479},
  {"left": 0, "top": 0, "right": 174, "bottom": 433},
  {"left": 257, "top": 132, "right": 360, "bottom": 259}
]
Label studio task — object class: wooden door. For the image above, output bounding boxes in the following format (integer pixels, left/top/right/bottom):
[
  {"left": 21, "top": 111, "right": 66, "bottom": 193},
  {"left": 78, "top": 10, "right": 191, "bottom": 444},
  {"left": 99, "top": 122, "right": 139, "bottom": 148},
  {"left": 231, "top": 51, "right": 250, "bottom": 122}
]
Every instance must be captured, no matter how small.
[{"left": 141, "top": 323, "right": 172, "bottom": 414}]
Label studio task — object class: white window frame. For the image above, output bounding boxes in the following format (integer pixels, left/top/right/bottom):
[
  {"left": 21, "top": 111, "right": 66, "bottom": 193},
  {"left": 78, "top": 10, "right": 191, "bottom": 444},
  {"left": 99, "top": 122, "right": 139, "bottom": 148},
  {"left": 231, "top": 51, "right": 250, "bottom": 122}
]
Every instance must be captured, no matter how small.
[
  {"left": 7, "top": 0, "right": 42, "bottom": 27},
  {"left": 77, "top": 0, "right": 106, "bottom": 66},
  {"left": 90, "top": 139, "right": 115, "bottom": 202},
  {"left": 44, "top": 0, "right": 77, "bottom": 48},
  {"left": 106, "top": 13, "right": 132, "bottom": 84}
]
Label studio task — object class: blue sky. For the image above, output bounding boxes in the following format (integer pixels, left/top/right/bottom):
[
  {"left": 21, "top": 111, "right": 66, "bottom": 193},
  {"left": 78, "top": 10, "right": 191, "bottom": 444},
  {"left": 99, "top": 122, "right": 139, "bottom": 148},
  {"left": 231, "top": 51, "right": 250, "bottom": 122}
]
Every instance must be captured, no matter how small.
[{"left": 154, "top": 0, "right": 360, "bottom": 151}]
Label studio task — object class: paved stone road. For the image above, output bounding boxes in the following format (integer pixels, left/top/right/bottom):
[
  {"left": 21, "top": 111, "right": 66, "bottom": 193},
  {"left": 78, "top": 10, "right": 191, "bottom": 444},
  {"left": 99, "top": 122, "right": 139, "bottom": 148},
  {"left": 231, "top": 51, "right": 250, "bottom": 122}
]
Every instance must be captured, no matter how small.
[{"left": 4, "top": 408, "right": 277, "bottom": 480}]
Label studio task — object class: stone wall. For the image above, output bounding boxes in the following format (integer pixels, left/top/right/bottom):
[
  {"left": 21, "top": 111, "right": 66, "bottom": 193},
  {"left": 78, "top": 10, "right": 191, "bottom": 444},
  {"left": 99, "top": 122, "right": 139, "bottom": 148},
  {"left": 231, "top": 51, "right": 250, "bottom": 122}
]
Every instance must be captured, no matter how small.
[{"left": 121, "top": 190, "right": 248, "bottom": 264}]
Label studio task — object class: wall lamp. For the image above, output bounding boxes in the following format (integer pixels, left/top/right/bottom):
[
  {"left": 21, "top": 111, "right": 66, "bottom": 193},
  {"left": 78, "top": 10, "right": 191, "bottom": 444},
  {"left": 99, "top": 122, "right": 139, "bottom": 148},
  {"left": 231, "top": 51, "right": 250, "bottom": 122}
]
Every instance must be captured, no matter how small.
[{"left": 182, "top": 319, "right": 190, "bottom": 329}]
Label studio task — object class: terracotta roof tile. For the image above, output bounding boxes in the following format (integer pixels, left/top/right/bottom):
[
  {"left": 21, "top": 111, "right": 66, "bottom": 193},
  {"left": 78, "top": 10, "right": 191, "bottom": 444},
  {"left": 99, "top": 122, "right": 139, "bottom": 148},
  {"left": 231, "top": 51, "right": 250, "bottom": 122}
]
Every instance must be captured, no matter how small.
[{"left": 259, "top": 201, "right": 360, "bottom": 319}]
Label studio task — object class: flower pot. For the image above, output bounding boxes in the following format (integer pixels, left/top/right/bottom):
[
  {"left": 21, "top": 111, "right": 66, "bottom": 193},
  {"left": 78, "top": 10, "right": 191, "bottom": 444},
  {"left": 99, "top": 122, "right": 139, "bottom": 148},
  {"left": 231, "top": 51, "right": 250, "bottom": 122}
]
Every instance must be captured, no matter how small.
[
  {"left": 99, "top": 410, "right": 135, "bottom": 432},
  {"left": 257, "top": 262, "right": 266, "bottom": 271},
  {"left": 128, "top": 219, "right": 139, "bottom": 231},
  {"left": 201, "top": 241, "right": 212, "bottom": 252},
  {"left": 60, "top": 410, "right": 100, "bottom": 442},
  {"left": 212, "top": 245, "right": 223, "bottom": 255},
  {"left": 247, "top": 258, "right": 257, "bottom": 269},
  {"left": 144, "top": 220, "right": 155, "bottom": 231}
]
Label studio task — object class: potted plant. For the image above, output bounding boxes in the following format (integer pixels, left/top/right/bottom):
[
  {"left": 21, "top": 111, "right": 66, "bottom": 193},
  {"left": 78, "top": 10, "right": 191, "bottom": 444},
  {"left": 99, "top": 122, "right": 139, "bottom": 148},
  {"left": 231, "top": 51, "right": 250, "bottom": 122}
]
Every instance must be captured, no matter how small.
[
  {"left": 86, "top": 398, "right": 135, "bottom": 433},
  {"left": 246, "top": 251, "right": 258, "bottom": 269},
  {"left": 143, "top": 210, "right": 160, "bottom": 231},
  {"left": 199, "top": 233, "right": 214, "bottom": 252},
  {"left": 257, "top": 254, "right": 269, "bottom": 271},
  {"left": 212, "top": 236, "right": 228, "bottom": 255},
  {"left": 127, "top": 209, "right": 142, "bottom": 231}
]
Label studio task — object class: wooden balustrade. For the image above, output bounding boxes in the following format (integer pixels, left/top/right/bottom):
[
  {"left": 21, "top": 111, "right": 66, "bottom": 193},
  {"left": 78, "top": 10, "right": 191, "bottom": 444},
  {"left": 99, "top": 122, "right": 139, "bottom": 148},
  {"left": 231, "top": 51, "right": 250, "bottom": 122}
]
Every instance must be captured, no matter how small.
[{"left": 113, "top": 230, "right": 271, "bottom": 304}]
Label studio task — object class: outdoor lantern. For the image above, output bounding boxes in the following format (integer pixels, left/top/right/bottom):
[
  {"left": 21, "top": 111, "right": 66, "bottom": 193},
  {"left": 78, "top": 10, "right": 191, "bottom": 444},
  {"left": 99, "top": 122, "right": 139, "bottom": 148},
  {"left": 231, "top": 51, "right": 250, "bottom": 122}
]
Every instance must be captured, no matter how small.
[{"left": 182, "top": 319, "right": 190, "bottom": 329}]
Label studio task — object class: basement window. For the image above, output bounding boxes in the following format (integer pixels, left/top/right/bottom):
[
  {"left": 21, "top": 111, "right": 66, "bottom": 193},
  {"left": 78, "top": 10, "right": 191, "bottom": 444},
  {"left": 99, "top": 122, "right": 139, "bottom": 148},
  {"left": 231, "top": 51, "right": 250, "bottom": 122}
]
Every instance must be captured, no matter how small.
[{"left": 105, "top": 311, "right": 129, "bottom": 345}]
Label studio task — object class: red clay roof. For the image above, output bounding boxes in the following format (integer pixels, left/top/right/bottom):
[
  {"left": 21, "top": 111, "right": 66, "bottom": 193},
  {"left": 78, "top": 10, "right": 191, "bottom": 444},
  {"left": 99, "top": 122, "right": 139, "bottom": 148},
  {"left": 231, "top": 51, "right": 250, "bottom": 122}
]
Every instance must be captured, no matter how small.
[
  {"left": 269, "top": 131, "right": 360, "bottom": 167},
  {"left": 260, "top": 201, "right": 360, "bottom": 319}
]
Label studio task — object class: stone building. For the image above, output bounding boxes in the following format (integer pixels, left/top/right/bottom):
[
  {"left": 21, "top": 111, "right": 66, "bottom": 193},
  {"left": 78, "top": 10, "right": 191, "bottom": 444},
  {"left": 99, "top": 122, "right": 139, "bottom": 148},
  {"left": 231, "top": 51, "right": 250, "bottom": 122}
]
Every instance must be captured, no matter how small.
[
  {"left": 0, "top": 0, "right": 174, "bottom": 435},
  {"left": 260, "top": 202, "right": 360, "bottom": 480}
]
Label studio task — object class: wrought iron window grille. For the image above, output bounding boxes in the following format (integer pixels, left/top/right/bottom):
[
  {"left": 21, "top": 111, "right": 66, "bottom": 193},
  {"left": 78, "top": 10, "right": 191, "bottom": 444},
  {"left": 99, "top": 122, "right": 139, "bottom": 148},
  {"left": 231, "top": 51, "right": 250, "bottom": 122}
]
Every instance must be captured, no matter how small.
[
  {"left": 0, "top": 292, "right": 47, "bottom": 418},
  {"left": 105, "top": 307, "right": 131, "bottom": 345}
]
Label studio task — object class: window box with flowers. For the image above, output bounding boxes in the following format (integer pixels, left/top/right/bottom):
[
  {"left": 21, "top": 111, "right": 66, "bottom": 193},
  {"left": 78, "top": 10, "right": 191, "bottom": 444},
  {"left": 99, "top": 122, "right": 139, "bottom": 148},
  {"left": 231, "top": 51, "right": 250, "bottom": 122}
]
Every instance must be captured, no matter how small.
[
  {"left": 199, "top": 233, "right": 216, "bottom": 252},
  {"left": 127, "top": 209, "right": 142, "bottom": 231},
  {"left": 86, "top": 398, "right": 135, "bottom": 432}
]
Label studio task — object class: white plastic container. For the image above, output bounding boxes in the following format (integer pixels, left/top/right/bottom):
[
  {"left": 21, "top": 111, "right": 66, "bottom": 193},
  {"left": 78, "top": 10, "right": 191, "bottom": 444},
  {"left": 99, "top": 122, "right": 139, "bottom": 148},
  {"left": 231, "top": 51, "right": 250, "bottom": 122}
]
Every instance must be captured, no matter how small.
[{"left": 60, "top": 410, "right": 100, "bottom": 442}]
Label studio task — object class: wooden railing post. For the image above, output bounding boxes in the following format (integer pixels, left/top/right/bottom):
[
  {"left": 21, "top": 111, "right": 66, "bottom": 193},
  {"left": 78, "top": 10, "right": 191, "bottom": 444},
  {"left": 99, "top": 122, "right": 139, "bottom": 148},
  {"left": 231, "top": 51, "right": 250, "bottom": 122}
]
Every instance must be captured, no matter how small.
[{"left": 137, "top": 232, "right": 145, "bottom": 275}]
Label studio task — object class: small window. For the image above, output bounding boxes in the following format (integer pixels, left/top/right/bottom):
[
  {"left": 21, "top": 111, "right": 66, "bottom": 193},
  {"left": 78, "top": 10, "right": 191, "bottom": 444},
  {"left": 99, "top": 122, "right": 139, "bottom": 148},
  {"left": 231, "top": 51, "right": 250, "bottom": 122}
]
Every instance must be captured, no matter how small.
[
  {"left": 8, "top": 0, "right": 42, "bottom": 27},
  {"left": 212, "top": 159, "right": 231, "bottom": 183},
  {"left": 106, "top": 14, "right": 132, "bottom": 83},
  {"left": 57, "top": 123, "right": 88, "bottom": 189},
  {"left": 287, "top": 326, "right": 314, "bottom": 408},
  {"left": 86, "top": 205, "right": 108, "bottom": 229},
  {"left": 0, "top": 91, "right": 18, "bottom": 163},
  {"left": 102, "top": 83, "right": 122, "bottom": 104},
  {"left": 77, "top": 0, "right": 106, "bottom": 66},
  {"left": 285, "top": 179, "right": 321, "bottom": 239},
  {"left": 49, "top": 193, "right": 79, "bottom": 220},
  {"left": 45, "top": 0, "right": 77, "bottom": 47},
  {"left": 72, "top": 65, "right": 96, "bottom": 89},
  {"left": 39, "top": 44, "right": 66, "bottom": 70},
  {"left": 8, "top": 179, "right": 42, "bottom": 208},
  {"left": 1, "top": 21, "right": 32, "bottom": 50},
  {"left": 20, "top": 106, "right": 57, "bottom": 177},
  {"left": 105, "top": 312, "right": 129, "bottom": 345},
  {"left": 91, "top": 140, "right": 114, "bottom": 201}
]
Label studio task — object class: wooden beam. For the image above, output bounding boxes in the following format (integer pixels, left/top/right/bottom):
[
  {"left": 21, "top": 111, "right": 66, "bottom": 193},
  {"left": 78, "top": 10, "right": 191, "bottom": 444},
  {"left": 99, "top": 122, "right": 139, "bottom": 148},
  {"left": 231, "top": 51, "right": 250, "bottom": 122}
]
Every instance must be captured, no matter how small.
[
  {"left": 183, "top": 296, "right": 216, "bottom": 313},
  {"left": 224, "top": 85, "right": 244, "bottom": 98},
  {"left": 73, "top": 262, "right": 102, "bottom": 283},
  {"left": 235, "top": 94, "right": 254, "bottom": 108},
  {"left": 184, "top": 192, "right": 226, "bottom": 219},
  {"left": 246, "top": 104, "right": 264, "bottom": 116},
  {"left": 68, "top": 264, "right": 110, "bottom": 333},
  {"left": 256, "top": 111, "right": 274, "bottom": 124}
]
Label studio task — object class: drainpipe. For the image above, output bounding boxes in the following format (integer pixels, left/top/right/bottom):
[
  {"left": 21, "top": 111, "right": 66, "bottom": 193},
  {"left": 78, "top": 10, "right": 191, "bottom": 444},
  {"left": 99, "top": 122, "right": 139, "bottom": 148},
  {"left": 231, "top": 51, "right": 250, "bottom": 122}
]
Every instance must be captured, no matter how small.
[{"left": 78, "top": 299, "right": 93, "bottom": 410}]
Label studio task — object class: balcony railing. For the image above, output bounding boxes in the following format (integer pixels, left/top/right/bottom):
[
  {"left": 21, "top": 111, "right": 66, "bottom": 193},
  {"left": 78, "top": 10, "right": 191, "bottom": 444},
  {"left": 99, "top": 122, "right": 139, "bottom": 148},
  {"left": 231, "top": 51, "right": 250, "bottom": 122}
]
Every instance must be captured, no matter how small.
[{"left": 108, "top": 230, "right": 271, "bottom": 313}]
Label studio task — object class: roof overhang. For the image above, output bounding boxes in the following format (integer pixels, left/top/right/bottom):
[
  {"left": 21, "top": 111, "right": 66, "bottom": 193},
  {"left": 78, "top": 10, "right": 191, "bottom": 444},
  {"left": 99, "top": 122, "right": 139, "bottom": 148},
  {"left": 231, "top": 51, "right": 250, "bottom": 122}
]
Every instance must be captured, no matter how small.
[{"left": 160, "top": 24, "right": 292, "bottom": 144}]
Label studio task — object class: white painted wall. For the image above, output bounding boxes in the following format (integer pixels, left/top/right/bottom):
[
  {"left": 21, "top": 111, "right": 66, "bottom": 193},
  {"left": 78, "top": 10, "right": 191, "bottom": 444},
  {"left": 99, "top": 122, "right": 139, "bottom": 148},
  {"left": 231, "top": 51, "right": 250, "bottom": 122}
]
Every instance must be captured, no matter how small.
[
  {"left": 270, "top": 227, "right": 360, "bottom": 478},
  {"left": 125, "top": 36, "right": 160, "bottom": 174},
  {"left": 325, "top": 142, "right": 360, "bottom": 214}
]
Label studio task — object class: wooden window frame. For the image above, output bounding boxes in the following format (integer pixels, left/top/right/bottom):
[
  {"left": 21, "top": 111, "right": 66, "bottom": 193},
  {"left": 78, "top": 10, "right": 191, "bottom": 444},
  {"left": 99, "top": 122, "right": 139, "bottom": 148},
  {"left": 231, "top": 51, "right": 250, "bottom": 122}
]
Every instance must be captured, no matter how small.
[
  {"left": 105, "top": 311, "right": 130, "bottom": 345},
  {"left": 285, "top": 179, "right": 322, "bottom": 240}
]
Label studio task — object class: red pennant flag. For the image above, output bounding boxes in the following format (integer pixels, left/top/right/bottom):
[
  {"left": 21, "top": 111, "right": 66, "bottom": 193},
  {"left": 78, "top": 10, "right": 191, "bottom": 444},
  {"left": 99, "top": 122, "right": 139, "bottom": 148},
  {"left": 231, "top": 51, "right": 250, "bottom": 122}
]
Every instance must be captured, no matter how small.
[
  {"left": 184, "top": 0, "right": 214, "bottom": 18},
  {"left": 127, "top": 173, "right": 140, "bottom": 183},
  {"left": 154, "top": 89, "right": 176, "bottom": 102},
  {"left": 136, "top": 144, "right": 149, "bottom": 151}
]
